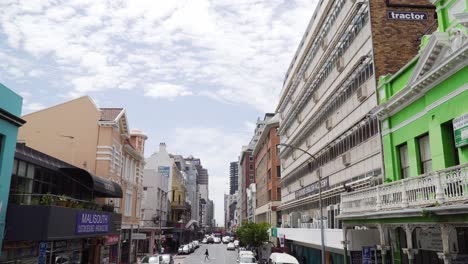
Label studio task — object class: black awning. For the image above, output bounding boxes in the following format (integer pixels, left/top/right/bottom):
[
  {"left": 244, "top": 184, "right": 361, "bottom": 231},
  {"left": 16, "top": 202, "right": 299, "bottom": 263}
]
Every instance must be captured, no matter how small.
[{"left": 60, "top": 168, "right": 123, "bottom": 198}]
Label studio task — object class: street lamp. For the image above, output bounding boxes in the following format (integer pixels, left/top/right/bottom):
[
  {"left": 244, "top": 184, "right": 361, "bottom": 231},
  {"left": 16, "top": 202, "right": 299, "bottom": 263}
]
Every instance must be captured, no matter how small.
[{"left": 278, "top": 143, "right": 326, "bottom": 264}]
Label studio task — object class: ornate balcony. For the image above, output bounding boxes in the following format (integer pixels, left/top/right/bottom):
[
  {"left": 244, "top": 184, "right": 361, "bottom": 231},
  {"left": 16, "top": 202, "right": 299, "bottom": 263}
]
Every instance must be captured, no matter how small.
[{"left": 340, "top": 164, "right": 468, "bottom": 216}]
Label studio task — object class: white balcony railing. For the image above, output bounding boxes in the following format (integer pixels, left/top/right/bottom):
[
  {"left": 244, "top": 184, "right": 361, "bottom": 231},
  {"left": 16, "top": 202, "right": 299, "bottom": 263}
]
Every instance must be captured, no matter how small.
[{"left": 341, "top": 164, "right": 468, "bottom": 214}]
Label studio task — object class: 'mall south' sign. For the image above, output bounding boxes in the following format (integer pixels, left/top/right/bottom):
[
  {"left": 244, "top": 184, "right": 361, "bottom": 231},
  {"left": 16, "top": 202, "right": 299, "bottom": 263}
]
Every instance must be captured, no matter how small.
[
  {"left": 76, "top": 212, "right": 110, "bottom": 234},
  {"left": 387, "top": 11, "right": 428, "bottom": 21}
]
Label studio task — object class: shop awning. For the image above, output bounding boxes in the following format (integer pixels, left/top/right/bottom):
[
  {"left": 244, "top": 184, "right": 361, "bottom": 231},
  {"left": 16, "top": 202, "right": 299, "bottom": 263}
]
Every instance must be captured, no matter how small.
[{"left": 60, "top": 168, "right": 123, "bottom": 198}]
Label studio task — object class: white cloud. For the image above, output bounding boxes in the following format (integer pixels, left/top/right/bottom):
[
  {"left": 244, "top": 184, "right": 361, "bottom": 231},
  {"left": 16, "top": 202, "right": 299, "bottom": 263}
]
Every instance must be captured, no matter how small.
[
  {"left": 0, "top": 0, "right": 318, "bottom": 111},
  {"left": 23, "top": 102, "right": 45, "bottom": 113},
  {"left": 144, "top": 83, "right": 193, "bottom": 99}
]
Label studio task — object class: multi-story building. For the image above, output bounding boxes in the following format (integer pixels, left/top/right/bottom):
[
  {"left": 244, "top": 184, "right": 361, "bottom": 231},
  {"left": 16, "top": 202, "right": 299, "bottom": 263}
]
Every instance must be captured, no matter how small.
[
  {"left": 0, "top": 83, "right": 25, "bottom": 253},
  {"left": 182, "top": 157, "right": 200, "bottom": 227},
  {"left": 3, "top": 143, "right": 122, "bottom": 263},
  {"left": 17, "top": 96, "right": 147, "bottom": 263},
  {"left": 207, "top": 199, "right": 215, "bottom": 231},
  {"left": 140, "top": 143, "right": 172, "bottom": 255},
  {"left": 239, "top": 147, "right": 255, "bottom": 222},
  {"left": 274, "top": 0, "right": 437, "bottom": 262},
  {"left": 230, "top": 161, "right": 239, "bottom": 195},
  {"left": 253, "top": 114, "right": 281, "bottom": 227},
  {"left": 246, "top": 183, "right": 256, "bottom": 223},
  {"left": 339, "top": 2, "right": 468, "bottom": 264}
]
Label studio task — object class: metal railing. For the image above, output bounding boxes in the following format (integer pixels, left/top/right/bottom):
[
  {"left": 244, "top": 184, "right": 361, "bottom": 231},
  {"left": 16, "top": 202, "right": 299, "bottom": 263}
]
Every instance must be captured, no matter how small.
[
  {"left": 9, "top": 193, "right": 119, "bottom": 213},
  {"left": 341, "top": 164, "right": 468, "bottom": 214}
]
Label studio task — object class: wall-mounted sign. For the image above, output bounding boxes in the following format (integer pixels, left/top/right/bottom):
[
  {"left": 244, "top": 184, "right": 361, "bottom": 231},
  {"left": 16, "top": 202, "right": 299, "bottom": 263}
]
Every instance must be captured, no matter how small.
[
  {"left": 105, "top": 235, "right": 120, "bottom": 245},
  {"left": 132, "top": 233, "right": 147, "bottom": 240},
  {"left": 76, "top": 212, "right": 110, "bottom": 234},
  {"left": 362, "top": 246, "right": 372, "bottom": 264},
  {"left": 387, "top": 11, "right": 428, "bottom": 21},
  {"left": 158, "top": 166, "right": 170, "bottom": 177},
  {"left": 295, "top": 177, "right": 329, "bottom": 199},
  {"left": 38, "top": 242, "right": 48, "bottom": 264},
  {"left": 454, "top": 113, "right": 468, "bottom": 147}
]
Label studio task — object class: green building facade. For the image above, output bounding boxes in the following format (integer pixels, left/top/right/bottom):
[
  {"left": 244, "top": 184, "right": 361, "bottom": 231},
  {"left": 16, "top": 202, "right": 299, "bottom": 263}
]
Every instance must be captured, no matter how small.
[
  {"left": 0, "top": 83, "right": 25, "bottom": 253},
  {"left": 339, "top": 1, "right": 468, "bottom": 264}
]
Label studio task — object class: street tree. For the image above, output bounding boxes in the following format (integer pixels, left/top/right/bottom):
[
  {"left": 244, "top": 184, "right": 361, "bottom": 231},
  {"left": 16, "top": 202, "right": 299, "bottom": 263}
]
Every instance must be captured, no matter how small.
[{"left": 235, "top": 222, "right": 270, "bottom": 248}]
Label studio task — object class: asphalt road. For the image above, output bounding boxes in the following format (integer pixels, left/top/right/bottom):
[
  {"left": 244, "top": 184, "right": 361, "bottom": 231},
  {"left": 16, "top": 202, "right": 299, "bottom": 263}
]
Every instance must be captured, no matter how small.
[{"left": 174, "top": 243, "right": 238, "bottom": 264}]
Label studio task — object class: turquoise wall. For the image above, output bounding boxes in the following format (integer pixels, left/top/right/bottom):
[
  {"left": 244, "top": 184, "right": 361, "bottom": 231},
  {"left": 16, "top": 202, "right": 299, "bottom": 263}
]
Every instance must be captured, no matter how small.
[{"left": 0, "top": 83, "right": 23, "bottom": 254}]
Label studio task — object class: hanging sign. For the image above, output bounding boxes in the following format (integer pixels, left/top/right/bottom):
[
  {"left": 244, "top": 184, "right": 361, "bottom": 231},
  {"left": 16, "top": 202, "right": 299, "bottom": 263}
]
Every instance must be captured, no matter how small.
[{"left": 454, "top": 113, "right": 468, "bottom": 147}]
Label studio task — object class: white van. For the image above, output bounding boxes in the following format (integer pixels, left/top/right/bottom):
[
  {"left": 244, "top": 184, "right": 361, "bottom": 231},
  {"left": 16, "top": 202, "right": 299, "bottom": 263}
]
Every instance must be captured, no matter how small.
[{"left": 268, "top": 253, "right": 299, "bottom": 264}]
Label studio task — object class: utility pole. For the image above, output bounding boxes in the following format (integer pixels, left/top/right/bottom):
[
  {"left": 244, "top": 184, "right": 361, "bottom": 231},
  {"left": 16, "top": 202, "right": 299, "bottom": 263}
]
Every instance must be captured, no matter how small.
[{"left": 278, "top": 143, "right": 326, "bottom": 264}]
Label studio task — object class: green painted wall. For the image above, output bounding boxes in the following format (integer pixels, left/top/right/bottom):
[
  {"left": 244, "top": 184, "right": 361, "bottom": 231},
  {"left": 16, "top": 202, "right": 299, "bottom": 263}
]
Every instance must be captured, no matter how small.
[{"left": 0, "top": 83, "right": 23, "bottom": 254}]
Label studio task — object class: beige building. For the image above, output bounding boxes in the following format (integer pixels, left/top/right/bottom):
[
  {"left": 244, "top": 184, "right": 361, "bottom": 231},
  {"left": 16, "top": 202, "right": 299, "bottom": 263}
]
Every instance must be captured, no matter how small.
[{"left": 18, "top": 96, "right": 147, "bottom": 263}]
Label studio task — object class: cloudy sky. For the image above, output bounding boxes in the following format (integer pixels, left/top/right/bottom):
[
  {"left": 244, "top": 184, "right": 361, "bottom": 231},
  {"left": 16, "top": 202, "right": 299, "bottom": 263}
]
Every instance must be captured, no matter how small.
[{"left": 0, "top": 0, "right": 317, "bottom": 226}]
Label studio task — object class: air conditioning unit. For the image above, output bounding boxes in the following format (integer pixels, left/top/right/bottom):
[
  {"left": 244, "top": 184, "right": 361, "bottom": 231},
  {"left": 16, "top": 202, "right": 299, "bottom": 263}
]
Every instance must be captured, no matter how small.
[
  {"left": 336, "top": 57, "right": 345, "bottom": 73},
  {"left": 357, "top": 84, "right": 368, "bottom": 102},
  {"left": 320, "top": 37, "right": 328, "bottom": 50},
  {"left": 299, "top": 178, "right": 304, "bottom": 187},
  {"left": 342, "top": 152, "right": 351, "bottom": 166},
  {"left": 312, "top": 91, "right": 319, "bottom": 103},
  {"left": 325, "top": 118, "right": 334, "bottom": 130}
]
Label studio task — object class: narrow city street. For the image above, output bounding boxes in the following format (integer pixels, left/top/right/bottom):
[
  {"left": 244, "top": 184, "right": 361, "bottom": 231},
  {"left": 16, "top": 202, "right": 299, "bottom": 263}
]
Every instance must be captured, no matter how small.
[{"left": 173, "top": 244, "right": 239, "bottom": 264}]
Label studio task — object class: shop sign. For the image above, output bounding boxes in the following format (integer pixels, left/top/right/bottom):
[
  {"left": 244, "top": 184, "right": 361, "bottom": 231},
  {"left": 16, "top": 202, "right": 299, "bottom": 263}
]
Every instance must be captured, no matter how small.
[
  {"left": 38, "top": 242, "right": 48, "bottom": 264},
  {"left": 271, "top": 228, "right": 278, "bottom": 237},
  {"left": 454, "top": 113, "right": 468, "bottom": 147},
  {"left": 387, "top": 11, "right": 428, "bottom": 21},
  {"left": 295, "top": 177, "right": 329, "bottom": 199},
  {"left": 132, "top": 233, "right": 147, "bottom": 240},
  {"left": 105, "top": 235, "right": 120, "bottom": 246},
  {"left": 76, "top": 212, "right": 110, "bottom": 234},
  {"left": 362, "top": 247, "right": 372, "bottom": 264},
  {"left": 158, "top": 166, "right": 170, "bottom": 177}
]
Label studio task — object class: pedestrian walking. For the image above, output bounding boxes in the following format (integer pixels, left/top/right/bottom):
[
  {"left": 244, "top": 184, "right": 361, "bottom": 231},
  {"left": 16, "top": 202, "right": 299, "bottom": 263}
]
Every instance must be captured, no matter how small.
[{"left": 204, "top": 248, "right": 210, "bottom": 262}]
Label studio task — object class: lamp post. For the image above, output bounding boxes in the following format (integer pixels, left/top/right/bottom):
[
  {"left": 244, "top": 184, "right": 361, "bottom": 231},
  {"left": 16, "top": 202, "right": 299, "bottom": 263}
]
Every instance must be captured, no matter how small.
[{"left": 278, "top": 143, "right": 326, "bottom": 264}]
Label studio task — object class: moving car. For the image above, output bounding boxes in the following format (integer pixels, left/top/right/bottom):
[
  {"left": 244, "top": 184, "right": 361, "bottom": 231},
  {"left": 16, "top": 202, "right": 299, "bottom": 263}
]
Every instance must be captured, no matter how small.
[
  {"left": 207, "top": 237, "right": 214, "bottom": 244},
  {"left": 227, "top": 242, "right": 235, "bottom": 250},
  {"left": 222, "top": 236, "right": 230, "bottom": 244},
  {"left": 140, "top": 255, "right": 162, "bottom": 264},
  {"left": 214, "top": 237, "right": 222, "bottom": 244},
  {"left": 268, "top": 253, "right": 299, "bottom": 264}
]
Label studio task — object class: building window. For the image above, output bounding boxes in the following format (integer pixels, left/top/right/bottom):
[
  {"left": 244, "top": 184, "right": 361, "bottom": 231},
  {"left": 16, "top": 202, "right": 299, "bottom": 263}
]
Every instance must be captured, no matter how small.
[
  {"left": 125, "top": 191, "right": 133, "bottom": 217},
  {"left": 249, "top": 174, "right": 254, "bottom": 182},
  {"left": 249, "top": 156, "right": 253, "bottom": 161},
  {"left": 399, "top": 143, "right": 410, "bottom": 179},
  {"left": 276, "top": 166, "right": 281, "bottom": 178},
  {"left": 268, "top": 190, "right": 271, "bottom": 201},
  {"left": 277, "top": 188, "right": 281, "bottom": 200},
  {"left": 418, "top": 134, "right": 432, "bottom": 174},
  {"left": 268, "top": 169, "right": 271, "bottom": 180},
  {"left": 249, "top": 164, "right": 254, "bottom": 171},
  {"left": 111, "top": 146, "right": 115, "bottom": 169}
]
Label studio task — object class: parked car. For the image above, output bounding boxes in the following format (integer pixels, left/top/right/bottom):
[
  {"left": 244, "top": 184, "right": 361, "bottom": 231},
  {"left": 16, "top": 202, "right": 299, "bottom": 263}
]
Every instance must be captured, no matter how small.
[
  {"left": 182, "top": 245, "right": 190, "bottom": 254},
  {"left": 192, "top": 240, "right": 199, "bottom": 248},
  {"left": 178, "top": 246, "right": 184, "bottom": 255},
  {"left": 239, "top": 255, "right": 257, "bottom": 264},
  {"left": 187, "top": 243, "right": 194, "bottom": 253},
  {"left": 214, "top": 237, "right": 222, "bottom": 244},
  {"left": 222, "top": 236, "right": 230, "bottom": 244},
  {"left": 160, "top": 254, "right": 174, "bottom": 264},
  {"left": 140, "top": 255, "right": 162, "bottom": 264},
  {"left": 230, "top": 237, "right": 235, "bottom": 242},
  {"left": 201, "top": 238, "right": 207, "bottom": 244},
  {"left": 268, "top": 253, "right": 299, "bottom": 264},
  {"left": 227, "top": 242, "right": 235, "bottom": 250},
  {"left": 234, "top": 240, "right": 240, "bottom": 248}
]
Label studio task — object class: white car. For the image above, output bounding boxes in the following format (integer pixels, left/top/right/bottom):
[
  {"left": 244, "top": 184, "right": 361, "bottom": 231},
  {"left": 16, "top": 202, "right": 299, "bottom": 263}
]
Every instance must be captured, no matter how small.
[
  {"left": 234, "top": 240, "right": 240, "bottom": 248},
  {"left": 227, "top": 242, "right": 235, "bottom": 250},
  {"left": 201, "top": 238, "right": 207, "bottom": 244},
  {"left": 182, "top": 245, "right": 190, "bottom": 254},
  {"left": 214, "top": 237, "right": 221, "bottom": 244},
  {"left": 268, "top": 253, "right": 299, "bottom": 264},
  {"left": 222, "top": 236, "right": 230, "bottom": 244},
  {"left": 187, "top": 243, "right": 193, "bottom": 253},
  {"left": 192, "top": 240, "right": 199, "bottom": 248},
  {"left": 238, "top": 255, "right": 257, "bottom": 264}
]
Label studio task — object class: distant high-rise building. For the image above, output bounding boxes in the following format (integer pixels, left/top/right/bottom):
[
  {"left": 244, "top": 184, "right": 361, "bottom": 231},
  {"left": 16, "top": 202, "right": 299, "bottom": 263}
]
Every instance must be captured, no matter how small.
[{"left": 229, "top": 161, "right": 239, "bottom": 195}]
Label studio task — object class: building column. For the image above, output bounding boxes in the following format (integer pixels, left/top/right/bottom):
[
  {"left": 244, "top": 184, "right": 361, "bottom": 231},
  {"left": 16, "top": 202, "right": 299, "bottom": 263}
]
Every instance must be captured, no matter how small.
[
  {"left": 377, "top": 224, "right": 390, "bottom": 264},
  {"left": 149, "top": 231, "right": 155, "bottom": 255},
  {"left": 402, "top": 225, "right": 418, "bottom": 264},
  {"left": 438, "top": 224, "right": 456, "bottom": 264},
  {"left": 342, "top": 226, "right": 350, "bottom": 264}
]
